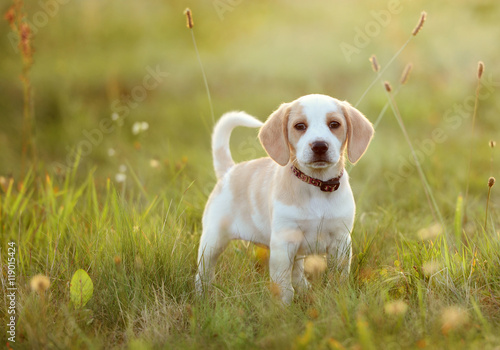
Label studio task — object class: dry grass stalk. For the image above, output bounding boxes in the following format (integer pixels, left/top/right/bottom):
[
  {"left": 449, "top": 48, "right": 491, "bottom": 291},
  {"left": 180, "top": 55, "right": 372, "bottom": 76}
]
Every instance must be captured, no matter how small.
[
  {"left": 183, "top": 8, "right": 215, "bottom": 126},
  {"left": 478, "top": 61, "right": 484, "bottom": 79},
  {"left": 369, "top": 55, "right": 380, "bottom": 73},
  {"left": 485, "top": 177, "right": 495, "bottom": 230},
  {"left": 489, "top": 140, "right": 495, "bottom": 175},
  {"left": 354, "top": 11, "right": 427, "bottom": 108},
  {"left": 4, "top": 0, "right": 37, "bottom": 176},
  {"left": 384, "top": 80, "right": 444, "bottom": 226},
  {"left": 384, "top": 81, "right": 392, "bottom": 92},
  {"left": 488, "top": 177, "right": 495, "bottom": 188},
  {"left": 400, "top": 63, "right": 413, "bottom": 85},
  {"left": 412, "top": 11, "right": 427, "bottom": 36},
  {"left": 372, "top": 63, "right": 414, "bottom": 130},
  {"left": 184, "top": 8, "right": 193, "bottom": 29},
  {"left": 464, "top": 61, "right": 485, "bottom": 220}
]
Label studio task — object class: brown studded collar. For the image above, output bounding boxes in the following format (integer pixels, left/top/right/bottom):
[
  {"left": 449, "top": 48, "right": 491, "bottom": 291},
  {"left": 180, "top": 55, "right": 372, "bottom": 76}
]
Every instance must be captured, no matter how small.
[{"left": 291, "top": 165, "right": 343, "bottom": 192}]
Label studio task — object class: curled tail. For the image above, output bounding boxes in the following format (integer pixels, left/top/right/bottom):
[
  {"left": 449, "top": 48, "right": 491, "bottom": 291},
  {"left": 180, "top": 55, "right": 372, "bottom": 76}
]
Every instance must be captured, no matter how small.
[{"left": 212, "top": 111, "right": 263, "bottom": 179}]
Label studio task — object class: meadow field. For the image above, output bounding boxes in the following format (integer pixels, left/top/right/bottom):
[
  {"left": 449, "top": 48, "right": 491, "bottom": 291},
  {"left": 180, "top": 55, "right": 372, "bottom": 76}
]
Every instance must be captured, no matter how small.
[{"left": 1, "top": 0, "right": 500, "bottom": 348}]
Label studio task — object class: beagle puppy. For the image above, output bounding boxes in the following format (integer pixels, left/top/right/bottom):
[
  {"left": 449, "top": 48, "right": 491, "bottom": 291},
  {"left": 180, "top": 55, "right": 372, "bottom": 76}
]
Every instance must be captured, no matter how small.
[{"left": 196, "top": 94, "right": 374, "bottom": 303}]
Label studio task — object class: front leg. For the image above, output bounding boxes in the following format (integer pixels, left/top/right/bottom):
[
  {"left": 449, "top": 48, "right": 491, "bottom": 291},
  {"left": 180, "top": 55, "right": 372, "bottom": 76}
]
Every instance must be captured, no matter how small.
[
  {"left": 269, "top": 239, "right": 299, "bottom": 304},
  {"left": 327, "top": 233, "right": 352, "bottom": 279}
]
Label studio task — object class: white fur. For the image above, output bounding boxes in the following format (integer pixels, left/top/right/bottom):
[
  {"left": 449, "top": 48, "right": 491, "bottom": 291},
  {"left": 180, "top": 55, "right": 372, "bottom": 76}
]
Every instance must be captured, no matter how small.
[
  {"left": 212, "top": 111, "right": 263, "bottom": 178},
  {"left": 196, "top": 94, "right": 373, "bottom": 303}
]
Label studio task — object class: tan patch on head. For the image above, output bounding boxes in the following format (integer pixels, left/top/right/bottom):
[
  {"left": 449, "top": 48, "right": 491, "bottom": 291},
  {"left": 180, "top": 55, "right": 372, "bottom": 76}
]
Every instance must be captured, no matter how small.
[
  {"left": 326, "top": 111, "right": 348, "bottom": 151},
  {"left": 287, "top": 102, "right": 307, "bottom": 160}
]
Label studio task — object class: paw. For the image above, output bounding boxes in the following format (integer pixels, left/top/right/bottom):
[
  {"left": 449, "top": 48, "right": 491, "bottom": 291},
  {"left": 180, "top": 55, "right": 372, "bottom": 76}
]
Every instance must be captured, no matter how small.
[
  {"left": 194, "top": 274, "right": 205, "bottom": 296},
  {"left": 281, "top": 286, "right": 295, "bottom": 305},
  {"left": 270, "top": 282, "right": 294, "bottom": 305},
  {"left": 294, "top": 277, "right": 311, "bottom": 293}
]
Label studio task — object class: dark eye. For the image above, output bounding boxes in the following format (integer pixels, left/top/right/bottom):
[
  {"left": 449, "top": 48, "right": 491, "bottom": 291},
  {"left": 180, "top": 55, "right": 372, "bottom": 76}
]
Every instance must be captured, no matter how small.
[
  {"left": 329, "top": 121, "right": 340, "bottom": 129},
  {"left": 294, "top": 123, "right": 307, "bottom": 131}
]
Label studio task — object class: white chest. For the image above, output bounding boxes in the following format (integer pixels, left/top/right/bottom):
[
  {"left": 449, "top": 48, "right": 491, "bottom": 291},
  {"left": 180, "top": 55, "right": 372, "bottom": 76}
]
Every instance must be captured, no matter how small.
[{"left": 271, "top": 188, "right": 355, "bottom": 254}]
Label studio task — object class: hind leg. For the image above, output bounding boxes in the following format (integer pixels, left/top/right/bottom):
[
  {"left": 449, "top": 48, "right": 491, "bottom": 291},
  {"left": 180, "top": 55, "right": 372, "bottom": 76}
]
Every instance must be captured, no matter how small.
[
  {"left": 292, "top": 257, "right": 311, "bottom": 293},
  {"left": 327, "top": 234, "right": 352, "bottom": 279},
  {"left": 195, "top": 227, "right": 230, "bottom": 295}
]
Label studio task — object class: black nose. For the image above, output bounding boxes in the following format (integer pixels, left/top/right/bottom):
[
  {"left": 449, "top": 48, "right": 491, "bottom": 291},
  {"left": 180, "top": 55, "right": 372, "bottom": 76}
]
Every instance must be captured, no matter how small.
[{"left": 311, "top": 141, "right": 329, "bottom": 154}]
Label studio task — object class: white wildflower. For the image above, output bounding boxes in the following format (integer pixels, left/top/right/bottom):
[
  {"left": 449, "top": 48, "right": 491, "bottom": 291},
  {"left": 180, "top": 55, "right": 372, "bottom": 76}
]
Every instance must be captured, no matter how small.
[
  {"left": 304, "top": 255, "right": 327, "bottom": 279},
  {"left": 422, "top": 260, "right": 441, "bottom": 276},
  {"left": 132, "top": 121, "right": 149, "bottom": 135},
  {"left": 115, "top": 173, "right": 126, "bottom": 183},
  {"left": 417, "top": 223, "right": 442, "bottom": 240},
  {"left": 150, "top": 159, "right": 160, "bottom": 168},
  {"left": 441, "top": 306, "right": 469, "bottom": 334},
  {"left": 384, "top": 300, "right": 408, "bottom": 316}
]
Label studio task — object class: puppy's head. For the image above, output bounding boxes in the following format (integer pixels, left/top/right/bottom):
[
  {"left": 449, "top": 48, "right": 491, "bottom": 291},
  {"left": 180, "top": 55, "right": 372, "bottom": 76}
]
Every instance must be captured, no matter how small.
[{"left": 258, "top": 94, "right": 374, "bottom": 169}]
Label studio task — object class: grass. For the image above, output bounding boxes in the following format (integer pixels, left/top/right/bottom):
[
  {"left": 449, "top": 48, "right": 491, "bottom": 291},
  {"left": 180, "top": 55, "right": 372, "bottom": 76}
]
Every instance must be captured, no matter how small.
[
  {"left": 1, "top": 159, "right": 499, "bottom": 349},
  {"left": 1, "top": 0, "right": 500, "bottom": 349}
]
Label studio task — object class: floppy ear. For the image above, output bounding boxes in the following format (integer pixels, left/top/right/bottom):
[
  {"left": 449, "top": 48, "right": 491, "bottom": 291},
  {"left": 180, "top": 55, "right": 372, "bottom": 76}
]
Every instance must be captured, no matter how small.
[
  {"left": 258, "top": 103, "right": 291, "bottom": 166},
  {"left": 342, "top": 102, "right": 374, "bottom": 164}
]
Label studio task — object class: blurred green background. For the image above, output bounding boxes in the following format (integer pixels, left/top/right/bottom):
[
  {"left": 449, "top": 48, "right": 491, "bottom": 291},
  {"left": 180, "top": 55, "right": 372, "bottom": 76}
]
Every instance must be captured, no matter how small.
[{"left": 1, "top": 0, "right": 499, "bottom": 203}]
